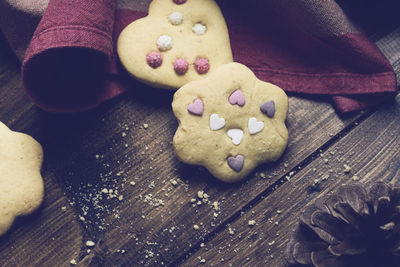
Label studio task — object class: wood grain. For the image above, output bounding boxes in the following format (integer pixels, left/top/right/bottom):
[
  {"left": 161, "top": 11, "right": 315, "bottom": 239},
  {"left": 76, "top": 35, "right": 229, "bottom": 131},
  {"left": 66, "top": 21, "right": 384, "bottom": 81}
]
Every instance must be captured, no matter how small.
[
  {"left": 0, "top": 33, "right": 84, "bottom": 267},
  {"left": 181, "top": 94, "right": 400, "bottom": 266}
]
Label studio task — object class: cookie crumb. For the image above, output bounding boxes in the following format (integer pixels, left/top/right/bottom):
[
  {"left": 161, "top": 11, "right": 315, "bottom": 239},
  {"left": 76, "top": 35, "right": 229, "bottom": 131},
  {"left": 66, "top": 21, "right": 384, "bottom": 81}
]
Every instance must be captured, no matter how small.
[
  {"left": 343, "top": 164, "right": 352, "bottom": 173},
  {"left": 70, "top": 259, "right": 77, "bottom": 265},
  {"left": 170, "top": 179, "right": 178, "bottom": 186},
  {"left": 197, "top": 190, "right": 204, "bottom": 199},
  {"left": 228, "top": 227, "right": 235, "bottom": 235},
  {"left": 143, "top": 123, "right": 149, "bottom": 129},
  {"left": 86, "top": 240, "right": 95, "bottom": 247},
  {"left": 248, "top": 220, "right": 256, "bottom": 226},
  {"left": 213, "top": 201, "right": 219, "bottom": 211},
  {"left": 352, "top": 175, "right": 360, "bottom": 181},
  {"left": 130, "top": 181, "right": 136, "bottom": 186},
  {"left": 193, "top": 224, "right": 200, "bottom": 230}
]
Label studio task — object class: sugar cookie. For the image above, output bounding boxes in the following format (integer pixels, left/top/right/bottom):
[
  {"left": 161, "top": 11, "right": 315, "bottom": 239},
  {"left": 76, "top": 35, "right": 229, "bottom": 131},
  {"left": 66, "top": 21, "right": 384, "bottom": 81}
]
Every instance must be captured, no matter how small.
[
  {"left": 117, "top": 0, "right": 233, "bottom": 89},
  {"left": 172, "top": 63, "right": 289, "bottom": 182},
  {"left": 0, "top": 122, "right": 44, "bottom": 235}
]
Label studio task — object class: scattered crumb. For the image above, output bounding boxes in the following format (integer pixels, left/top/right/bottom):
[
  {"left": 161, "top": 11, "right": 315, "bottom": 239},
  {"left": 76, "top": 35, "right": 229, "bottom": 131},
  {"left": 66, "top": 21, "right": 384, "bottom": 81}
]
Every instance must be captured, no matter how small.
[
  {"left": 170, "top": 179, "right": 178, "bottom": 186},
  {"left": 212, "top": 201, "right": 219, "bottom": 211},
  {"left": 352, "top": 175, "right": 360, "bottom": 181},
  {"left": 197, "top": 190, "right": 204, "bottom": 199},
  {"left": 228, "top": 227, "right": 235, "bottom": 235},
  {"left": 143, "top": 123, "right": 149, "bottom": 129},
  {"left": 130, "top": 181, "right": 136, "bottom": 186},
  {"left": 248, "top": 220, "right": 256, "bottom": 226},
  {"left": 343, "top": 164, "right": 352, "bottom": 173},
  {"left": 193, "top": 224, "right": 200, "bottom": 230},
  {"left": 86, "top": 240, "right": 95, "bottom": 247},
  {"left": 70, "top": 259, "right": 77, "bottom": 265},
  {"left": 61, "top": 206, "right": 67, "bottom": 211},
  {"left": 121, "top": 132, "right": 127, "bottom": 137}
]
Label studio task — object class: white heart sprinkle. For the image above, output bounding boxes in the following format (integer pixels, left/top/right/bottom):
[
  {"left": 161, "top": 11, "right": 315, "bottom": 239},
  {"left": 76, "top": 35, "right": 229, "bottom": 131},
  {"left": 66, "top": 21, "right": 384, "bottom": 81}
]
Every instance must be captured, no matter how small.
[
  {"left": 227, "top": 129, "right": 244, "bottom": 145},
  {"left": 210, "top": 114, "right": 226, "bottom": 131},
  {"left": 248, "top": 117, "right": 264, "bottom": 134}
]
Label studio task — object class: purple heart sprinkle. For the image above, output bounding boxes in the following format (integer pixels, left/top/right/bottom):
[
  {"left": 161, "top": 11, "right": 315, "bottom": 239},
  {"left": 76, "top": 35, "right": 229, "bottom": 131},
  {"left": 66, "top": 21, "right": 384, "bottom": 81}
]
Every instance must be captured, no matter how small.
[
  {"left": 228, "top": 89, "right": 245, "bottom": 107},
  {"left": 260, "top": 100, "right": 275, "bottom": 118},
  {"left": 227, "top": 155, "right": 244, "bottom": 172},
  {"left": 187, "top": 99, "right": 203, "bottom": 116}
]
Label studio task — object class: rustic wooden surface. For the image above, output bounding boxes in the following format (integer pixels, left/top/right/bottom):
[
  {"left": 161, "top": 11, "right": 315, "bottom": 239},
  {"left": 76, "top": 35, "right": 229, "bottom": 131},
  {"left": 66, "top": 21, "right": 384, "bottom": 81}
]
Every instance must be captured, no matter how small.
[{"left": 1, "top": 19, "right": 400, "bottom": 267}]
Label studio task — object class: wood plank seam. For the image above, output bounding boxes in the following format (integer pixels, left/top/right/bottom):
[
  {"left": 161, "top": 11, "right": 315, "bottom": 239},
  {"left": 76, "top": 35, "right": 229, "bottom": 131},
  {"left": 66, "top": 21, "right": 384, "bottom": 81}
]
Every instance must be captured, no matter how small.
[{"left": 170, "top": 108, "right": 376, "bottom": 266}]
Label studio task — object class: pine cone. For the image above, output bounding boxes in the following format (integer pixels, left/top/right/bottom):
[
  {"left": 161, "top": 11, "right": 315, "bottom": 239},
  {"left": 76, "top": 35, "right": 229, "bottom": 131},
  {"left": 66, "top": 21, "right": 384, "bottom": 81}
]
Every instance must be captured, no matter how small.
[{"left": 286, "top": 182, "right": 400, "bottom": 267}]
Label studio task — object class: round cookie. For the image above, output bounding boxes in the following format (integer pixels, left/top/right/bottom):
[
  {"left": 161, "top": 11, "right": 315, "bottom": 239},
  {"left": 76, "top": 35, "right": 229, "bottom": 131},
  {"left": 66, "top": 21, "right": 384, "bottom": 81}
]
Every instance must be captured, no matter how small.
[
  {"left": 117, "top": 0, "right": 233, "bottom": 89},
  {"left": 172, "top": 63, "right": 289, "bottom": 182},
  {"left": 0, "top": 122, "right": 44, "bottom": 236}
]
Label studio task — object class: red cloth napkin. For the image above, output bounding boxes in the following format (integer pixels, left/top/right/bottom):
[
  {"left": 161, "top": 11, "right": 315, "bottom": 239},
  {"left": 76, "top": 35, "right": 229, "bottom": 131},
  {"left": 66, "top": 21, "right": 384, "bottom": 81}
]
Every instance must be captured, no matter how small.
[{"left": 16, "top": 0, "right": 398, "bottom": 113}]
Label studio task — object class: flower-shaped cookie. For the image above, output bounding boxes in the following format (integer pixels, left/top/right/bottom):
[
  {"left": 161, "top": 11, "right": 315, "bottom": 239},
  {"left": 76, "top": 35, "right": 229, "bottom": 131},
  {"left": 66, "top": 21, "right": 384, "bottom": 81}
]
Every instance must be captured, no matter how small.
[
  {"left": 117, "top": 0, "right": 233, "bottom": 89},
  {"left": 172, "top": 63, "right": 289, "bottom": 182},
  {"left": 0, "top": 122, "right": 44, "bottom": 235}
]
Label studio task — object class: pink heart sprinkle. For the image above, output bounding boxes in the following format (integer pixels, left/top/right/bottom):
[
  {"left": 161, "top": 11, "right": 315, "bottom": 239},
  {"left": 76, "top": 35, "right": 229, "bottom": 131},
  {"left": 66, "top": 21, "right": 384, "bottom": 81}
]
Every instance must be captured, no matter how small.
[
  {"left": 187, "top": 99, "right": 203, "bottom": 116},
  {"left": 228, "top": 90, "right": 245, "bottom": 107}
]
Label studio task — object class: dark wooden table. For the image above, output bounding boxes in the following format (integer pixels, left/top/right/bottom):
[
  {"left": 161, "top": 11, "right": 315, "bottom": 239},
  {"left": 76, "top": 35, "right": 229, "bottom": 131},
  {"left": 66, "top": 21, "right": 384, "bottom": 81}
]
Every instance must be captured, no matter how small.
[{"left": 1, "top": 17, "right": 400, "bottom": 267}]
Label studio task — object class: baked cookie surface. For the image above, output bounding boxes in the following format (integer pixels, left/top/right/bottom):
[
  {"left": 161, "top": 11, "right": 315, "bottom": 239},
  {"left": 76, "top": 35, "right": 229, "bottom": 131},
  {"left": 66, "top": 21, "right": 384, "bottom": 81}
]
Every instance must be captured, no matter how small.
[
  {"left": 172, "top": 63, "right": 289, "bottom": 182},
  {"left": 0, "top": 122, "right": 44, "bottom": 236},
  {"left": 117, "top": 0, "right": 233, "bottom": 89}
]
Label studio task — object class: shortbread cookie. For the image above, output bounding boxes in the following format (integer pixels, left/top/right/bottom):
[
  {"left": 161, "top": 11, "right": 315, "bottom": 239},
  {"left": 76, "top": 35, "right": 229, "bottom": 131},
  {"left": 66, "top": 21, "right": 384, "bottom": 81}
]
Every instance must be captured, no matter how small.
[
  {"left": 117, "top": 0, "right": 233, "bottom": 89},
  {"left": 172, "top": 63, "right": 289, "bottom": 182},
  {"left": 0, "top": 122, "right": 44, "bottom": 236}
]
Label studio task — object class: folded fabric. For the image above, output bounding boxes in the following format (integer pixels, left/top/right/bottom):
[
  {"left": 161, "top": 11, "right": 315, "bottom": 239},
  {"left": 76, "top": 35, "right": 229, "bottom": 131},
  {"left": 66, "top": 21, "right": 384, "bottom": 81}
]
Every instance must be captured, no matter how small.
[{"left": 1, "top": 0, "right": 397, "bottom": 113}]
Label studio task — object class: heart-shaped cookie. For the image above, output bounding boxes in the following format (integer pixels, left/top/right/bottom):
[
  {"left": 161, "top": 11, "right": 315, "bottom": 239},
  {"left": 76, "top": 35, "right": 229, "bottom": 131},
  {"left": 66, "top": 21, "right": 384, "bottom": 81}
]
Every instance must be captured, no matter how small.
[
  {"left": 210, "top": 114, "right": 226, "bottom": 131},
  {"left": 227, "top": 129, "right": 244, "bottom": 145},
  {"left": 117, "top": 0, "right": 233, "bottom": 89},
  {"left": 248, "top": 117, "right": 264, "bottom": 134}
]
